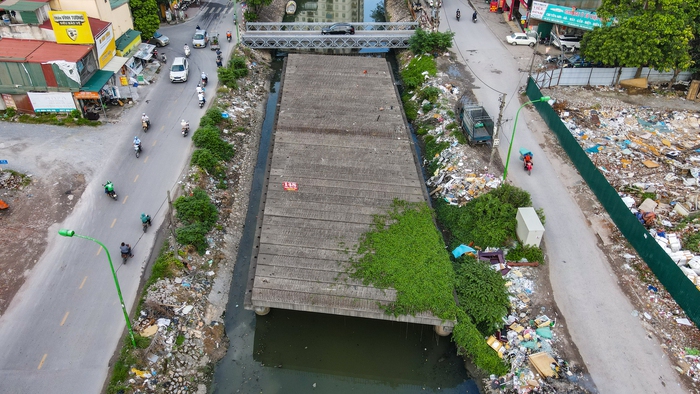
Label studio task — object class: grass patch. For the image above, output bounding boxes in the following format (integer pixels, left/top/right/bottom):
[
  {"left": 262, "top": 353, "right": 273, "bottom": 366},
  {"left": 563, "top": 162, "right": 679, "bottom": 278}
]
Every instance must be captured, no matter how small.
[
  {"left": 146, "top": 249, "right": 182, "bottom": 288},
  {"left": 350, "top": 200, "right": 456, "bottom": 320},
  {"left": 14, "top": 113, "right": 100, "bottom": 127},
  {"left": 400, "top": 55, "right": 437, "bottom": 90},
  {"left": 176, "top": 335, "right": 185, "bottom": 346},
  {"left": 505, "top": 243, "right": 544, "bottom": 264},
  {"left": 3, "top": 169, "right": 32, "bottom": 187}
]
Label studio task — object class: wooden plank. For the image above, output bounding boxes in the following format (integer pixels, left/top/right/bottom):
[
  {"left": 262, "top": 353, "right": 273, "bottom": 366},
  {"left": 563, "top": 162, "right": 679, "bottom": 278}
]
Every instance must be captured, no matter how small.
[
  {"left": 266, "top": 173, "right": 422, "bottom": 193},
  {"left": 265, "top": 190, "right": 423, "bottom": 206},
  {"left": 257, "top": 253, "right": 352, "bottom": 270},
  {"left": 256, "top": 264, "right": 353, "bottom": 283},
  {"left": 275, "top": 132, "right": 411, "bottom": 149},
  {"left": 258, "top": 243, "right": 351, "bottom": 260},
  {"left": 260, "top": 233, "right": 357, "bottom": 250},
  {"left": 265, "top": 185, "right": 421, "bottom": 201},
  {"left": 263, "top": 199, "right": 395, "bottom": 216},
  {"left": 259, "top": 225, "right": 364, "bottom": 244},
  {"left": 262, "top": 207, "right": 376, "bottom": 224},
  {"left": 261, "top": 216, "right": 371, "bottom": 233},
  {"left": 252, "top": 276, "right": 397, "bottom": 301}
]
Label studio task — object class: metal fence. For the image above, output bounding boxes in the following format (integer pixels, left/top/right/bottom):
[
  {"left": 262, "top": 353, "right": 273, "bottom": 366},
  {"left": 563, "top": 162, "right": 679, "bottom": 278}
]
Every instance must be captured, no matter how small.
[
  {"left": 533, "top": 67, "right": 693, "bottom": 88},
  {"left": 525, "top": 77, "right": 700, "bottom": 327}
]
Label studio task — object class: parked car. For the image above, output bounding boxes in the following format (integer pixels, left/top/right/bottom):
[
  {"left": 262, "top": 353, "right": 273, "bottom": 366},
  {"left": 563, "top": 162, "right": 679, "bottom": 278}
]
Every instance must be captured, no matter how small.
[
  {"left": 192, "top": 30, "right": 208, "bottom": 48},
  {"left": 151, "top": 30, "right": 169, "bottom": 47},
  {"left": 169, "top": 57, "right": 189, "bottom": 82},
  {"left": 551, "top": 34, "right": 582, "bottom": 51},
  {"left": 506, "top": 33, "right": 536, "bottom": 47},
  {"left": 322, "top": 23, "right": 355, "bottom": 35}
]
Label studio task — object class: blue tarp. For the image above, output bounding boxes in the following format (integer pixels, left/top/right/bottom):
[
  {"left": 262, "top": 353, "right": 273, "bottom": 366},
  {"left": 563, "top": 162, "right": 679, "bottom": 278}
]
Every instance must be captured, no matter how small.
[{"left": 452, "top": 244, "right": 476, "bottom": 259}]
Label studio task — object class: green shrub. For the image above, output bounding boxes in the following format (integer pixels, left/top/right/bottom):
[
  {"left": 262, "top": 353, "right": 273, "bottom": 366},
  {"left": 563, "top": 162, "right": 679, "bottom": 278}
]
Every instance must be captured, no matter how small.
[
  {"left": 454, "top": 257, "right": 510, "bottom": 334},
  {"left": 146, "top": 251, "right": 182, "bottom": 288},
  {"left": 4, "top": 107, "right": 16, "bottom": 117},
  {"left": 425, "top": 137, "right": 449, "bottom": 160},
  {"left": 422, "top": 102, "right": 433, "bottom": 112},
  {"left": 134, "top": 334, "right": 151, "bottom": 349},
  {"left": 408, "top": 28, "right": 456, "bottom": 55},
  {"left": 70, "top": 109, "right": 81, "bottom": 118},
  {"left": 175, "top": 223, "right": 210, "bottom": 254},
  {"left": 435, "top": 194, "right": 517, "bottom": 248},
  {"left": 452, "top": 311, "right": 510, "bottom": 375},
  {"left": 218, "top": 56, "right": 249, "bottom": 87},
  {"left": 192, "top": 126, "right": 235, "bottom": 161},
  {"left": 173, "top": 188, "right": 218, "bottom": 227},
  {"left": 506, "top": 243, "right": 544, "bottom": 264},
  {"left": 404, "top": 100, "right": 418, "bottom": 122},
  {"left": 489, "top": 184, "right": 532, "bottom": 208},
  {"left": 400, "top": 55, "right": 437, "bottom": 90},
  {"left": 176, "top": 335, "right": 185, "bottom": 346},
  {"left": 419, "top": 86, "right": 441, "bottom": 103},
  {"left": 191, "top": 148, "right": 219, "bottom": 174},
  {"left": 199, "top": 107, "right": 224, "bottom": 128}
]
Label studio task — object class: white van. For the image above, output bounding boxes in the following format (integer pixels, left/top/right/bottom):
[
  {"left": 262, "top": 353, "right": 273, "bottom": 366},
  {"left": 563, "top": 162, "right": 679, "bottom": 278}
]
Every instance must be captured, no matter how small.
[
  {"left": 551, "top": 33, "right": 582, "bottom": 51},
  {"left": 169, "top": 57, "right": 189, "bottom": 83}
]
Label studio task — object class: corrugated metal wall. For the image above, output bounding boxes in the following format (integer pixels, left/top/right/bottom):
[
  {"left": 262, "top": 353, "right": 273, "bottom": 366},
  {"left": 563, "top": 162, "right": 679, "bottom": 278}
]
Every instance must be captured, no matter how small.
[
  {"left": 534, "top": 67, "right": 693, "bottom": 88},
  {"left": 526, "top": 77, "right": 700, "bottom": 328}
]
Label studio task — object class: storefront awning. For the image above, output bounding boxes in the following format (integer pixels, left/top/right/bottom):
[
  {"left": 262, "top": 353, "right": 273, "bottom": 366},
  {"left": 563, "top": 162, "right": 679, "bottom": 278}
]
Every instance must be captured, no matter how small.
[
  {"left": 81, "top": 70, "right": 113, "bottom": 92},
  {"left": 529, "top": 1, "right": 602, "bottom": 31},
  {"left": 133, "top": 43, "right": 156, "bottom": 61},
  {"left": 102, "top": 56, "right": 128, "bottom": 73}
]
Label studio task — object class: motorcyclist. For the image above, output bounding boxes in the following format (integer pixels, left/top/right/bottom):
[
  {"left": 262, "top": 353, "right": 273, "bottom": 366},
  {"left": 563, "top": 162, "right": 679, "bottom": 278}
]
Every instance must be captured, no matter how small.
[
  {"left": 181, "top": 119, "right": 190, "bottom": 131},
  {"left": 523, "top": 153, "right": 533, "bottom": 171},
  {"left": 472, "top": 11, "right": 477, "bottom": 21},
  {"left": 198, "top": 92, "right": 206, "bottom": 105},
  {"left": 141, "top": 113, "right": 150, "bottom": 127},
  {"left": 196, "top": 84, "right": 204, "bottom": 95},
  {"left": 141, "top": 213, "right": 152, "bottom": 226},
  {"left": 184, "top": 44, "right": 190, "bottom": 53},
  {"left": 226, "top": 30, "right": 232, "bottom": 41},
  {"left": 201, "top": 72, "right": 208, "bottom": 86},
  {"left": 104, "top": 181, "right": 114, "bottom": 194},
  {"left": 196, "top": 24, "right": 201, "bottom": 30},
  {"left": 120, "top": 242, "right": 133, "bottom": 257},
  {"left": 216, "top": 57, "right": 223, "bottom": 68},
  {"left": 456, "top": 9, "right": 460, "bottom": 20},
  {"left": 133, "top": 136, "right": 141, "bottom": 147}
]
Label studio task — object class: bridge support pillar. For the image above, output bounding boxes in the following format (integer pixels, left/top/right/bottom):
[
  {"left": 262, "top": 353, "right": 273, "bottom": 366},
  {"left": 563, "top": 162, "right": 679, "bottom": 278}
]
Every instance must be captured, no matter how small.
[
  {"left": 434, "top": 324, "right": 453, "bottom": 336},
  {"left": 254, "top": 306, "right": 270, "bottom": 316}
]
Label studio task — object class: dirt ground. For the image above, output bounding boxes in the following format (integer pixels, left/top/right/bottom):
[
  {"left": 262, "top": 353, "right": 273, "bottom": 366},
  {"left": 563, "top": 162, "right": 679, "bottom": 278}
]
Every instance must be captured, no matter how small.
[{"left": 0, "top": 167, "right": 86, "bottom": 315}]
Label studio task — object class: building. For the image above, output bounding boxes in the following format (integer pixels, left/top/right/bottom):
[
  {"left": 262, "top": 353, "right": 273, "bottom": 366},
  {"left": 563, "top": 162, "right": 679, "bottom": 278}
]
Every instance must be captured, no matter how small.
[
  {"left": 48, "top": 0, "right": 132, "bottom": 38},
  {"left": 490, "top": 0, "right": 601, "bottom": 38}
]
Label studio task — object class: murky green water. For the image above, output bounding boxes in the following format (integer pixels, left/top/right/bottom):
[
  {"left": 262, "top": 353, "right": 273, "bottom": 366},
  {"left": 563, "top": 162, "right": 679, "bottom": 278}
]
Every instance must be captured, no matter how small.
[{"left": 212, "top": 42, "right": 479, "bottom": 394}]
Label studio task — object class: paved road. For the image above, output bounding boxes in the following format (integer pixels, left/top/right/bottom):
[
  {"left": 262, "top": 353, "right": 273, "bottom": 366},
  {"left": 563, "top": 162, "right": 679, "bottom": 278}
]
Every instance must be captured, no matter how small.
[
  {"left": 441, "top": 4, "right": 684, "bottom": 393},
  {"left": 0, "top": 1, "right": 237, "bottom": 393}
]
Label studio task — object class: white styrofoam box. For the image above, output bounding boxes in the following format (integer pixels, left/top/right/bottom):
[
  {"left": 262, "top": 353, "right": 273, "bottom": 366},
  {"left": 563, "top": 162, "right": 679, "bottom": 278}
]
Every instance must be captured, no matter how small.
[{"left": 515, "top": 207, "right": 545, "bottom": 248}]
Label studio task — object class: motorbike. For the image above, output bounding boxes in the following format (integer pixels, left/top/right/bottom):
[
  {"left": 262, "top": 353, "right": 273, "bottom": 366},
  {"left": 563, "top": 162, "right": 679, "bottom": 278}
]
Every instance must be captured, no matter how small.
[
  {"left": 142, "top": 219, "right": 151, "bottom": 233},
  {"left": 226, "top": 31, "right": 232, "bottom": 42},
  {"left": 198, "top": 97, "right": 205, "bottom": 109},
  {"left": 456, "top": 11, "right": 460, "bottom": 21},
  {"left": 520, "top": 148, "right": 533, "bottom": 175},
  {"left": 103, "top": 183, "right": 118, "bottom": 200},
  {"left": 134, "top": 142, "right": 142, "bottom": 158},
  {"left": 142, "top": 120, "right": 149, "bottom": 132},
  {"left": 472, "top": 13, "right": 477, "bottom": 23},
  {"left": 182, "top": 122, "right": 190, "bottom": 137},
  {"left": 184, "top": 45, "right": 191, "bottom": 58},
  {"left": 201, "top": 77, "right": 208, "bottom": 87},
  {"left": 121, "top": 245, "right": 132, "bottom": 264}
]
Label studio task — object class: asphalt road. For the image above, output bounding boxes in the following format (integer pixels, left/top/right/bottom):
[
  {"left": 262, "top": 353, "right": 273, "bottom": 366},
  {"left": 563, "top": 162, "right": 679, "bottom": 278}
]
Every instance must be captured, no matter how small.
[
  {"left": 441, "top": 4, "right": 685, "bottom": 393},
  {"left": 0, "top": 1, "right": 237, "bottom": 393}
]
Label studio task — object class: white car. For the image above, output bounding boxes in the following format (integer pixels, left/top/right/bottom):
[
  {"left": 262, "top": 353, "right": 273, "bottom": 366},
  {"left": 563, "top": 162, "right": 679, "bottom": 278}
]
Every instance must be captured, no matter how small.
[
  {"left": 506, "top": 33, "right": 536, "bottom": 47},
  {"left": 169, "top": 57, "right": 189, "bottom": 83}
]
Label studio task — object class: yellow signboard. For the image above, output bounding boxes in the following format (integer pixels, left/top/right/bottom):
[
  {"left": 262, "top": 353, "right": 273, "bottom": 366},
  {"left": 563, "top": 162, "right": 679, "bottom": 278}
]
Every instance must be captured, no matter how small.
[
  {"left": 49, "top": 11, "right": 94, "bottom": 44},
  {"left": 96, "top": 25, "right": 116, "bottom": 69}
]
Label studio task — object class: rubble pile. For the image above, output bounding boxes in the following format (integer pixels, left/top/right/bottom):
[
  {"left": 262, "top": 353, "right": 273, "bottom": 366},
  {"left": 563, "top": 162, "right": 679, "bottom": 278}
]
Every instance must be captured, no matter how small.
[
  {"left": 483, "top": 260, "right": 590, "bottom": 393},
  {"left": 0, "top": 170, "right": 30, "bottom": 190},
  {"left": 115, "top": 51, "right": 271, "bottom": 393},
  {"left": 412, "top": 75, "right": 502, "bottom": 205}
]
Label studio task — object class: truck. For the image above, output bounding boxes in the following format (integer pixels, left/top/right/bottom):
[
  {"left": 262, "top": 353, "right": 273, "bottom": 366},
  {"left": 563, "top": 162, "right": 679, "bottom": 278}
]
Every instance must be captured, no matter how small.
[{"left": 457, "top": 98, "right": 494, "bottom": 145}]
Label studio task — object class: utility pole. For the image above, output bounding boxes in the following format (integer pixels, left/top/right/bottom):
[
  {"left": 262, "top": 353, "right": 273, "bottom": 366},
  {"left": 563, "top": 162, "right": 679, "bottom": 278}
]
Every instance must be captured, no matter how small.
[
  {"left": 488, "top": 93, "right": 507, "bottom": 173},
  {"left": 167, "top": 190, "right": 176, "bottom": 239}
]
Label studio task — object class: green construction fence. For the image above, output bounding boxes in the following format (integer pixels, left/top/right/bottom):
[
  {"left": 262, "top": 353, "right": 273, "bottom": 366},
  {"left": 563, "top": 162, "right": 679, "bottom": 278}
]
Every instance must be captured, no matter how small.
[{"left": 526, "top": 77, "right": 700, "bottom": 327}]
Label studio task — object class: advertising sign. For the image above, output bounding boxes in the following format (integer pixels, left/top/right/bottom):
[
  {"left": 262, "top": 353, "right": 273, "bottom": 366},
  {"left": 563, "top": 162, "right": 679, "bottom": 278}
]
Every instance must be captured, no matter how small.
[
  {"left": 96, "top": 24, "right": 116, "bottom": 69},
  {"left": 2, "top": 94, "right": 17, "bottom": 110},
  {"left": 530, "top": 1, "right": 602, "bottom": 30},
  {"left": 27, "top": 92, "right": 77, "bottom": 113},
  {"left": 49, "top": 11, "right": 94, "bottom": 44},
  {"left": 74, "top": 91, "right": 100, "bottom": 100}
]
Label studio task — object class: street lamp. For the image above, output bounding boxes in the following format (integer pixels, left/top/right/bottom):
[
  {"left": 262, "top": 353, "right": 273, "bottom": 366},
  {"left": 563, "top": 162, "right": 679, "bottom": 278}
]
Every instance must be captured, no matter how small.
[
  {"left": 58, "top": 229, "right": 136, "bottom": 347},
  {"left": 502, "top": 96, "right": 551, "bottom": 181}
]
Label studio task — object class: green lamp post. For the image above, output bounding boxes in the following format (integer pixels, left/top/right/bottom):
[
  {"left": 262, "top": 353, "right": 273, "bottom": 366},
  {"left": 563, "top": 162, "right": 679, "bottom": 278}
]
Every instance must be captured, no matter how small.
[
  {"left": 58, "top": 229, "right": 136, "bottom": 347},
  {"left": 502, "top": 96, "right": 551, "bottom": 181}
]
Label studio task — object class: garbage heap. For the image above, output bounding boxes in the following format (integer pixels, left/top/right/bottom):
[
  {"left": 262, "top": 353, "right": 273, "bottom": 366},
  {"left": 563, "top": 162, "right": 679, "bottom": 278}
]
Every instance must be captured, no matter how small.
[
  {"left": 414, "top": 79, "right": 502, "bottom": 205},
  {"left": 554, "top": 100, "right": 700, "bottom": 287},
  {"left": 486, "top": 264, "right": 588, "bottom": 393}
]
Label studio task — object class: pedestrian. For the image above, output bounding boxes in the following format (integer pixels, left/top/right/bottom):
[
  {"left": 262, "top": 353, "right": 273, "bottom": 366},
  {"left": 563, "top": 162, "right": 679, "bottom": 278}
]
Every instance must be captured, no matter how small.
[{"left": 196, "top": 24, "right": 201, "bottom": 30}]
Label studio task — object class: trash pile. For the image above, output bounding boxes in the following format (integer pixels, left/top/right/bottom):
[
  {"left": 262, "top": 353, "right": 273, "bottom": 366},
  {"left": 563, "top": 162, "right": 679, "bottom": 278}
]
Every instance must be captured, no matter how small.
[
  {"left": 411, "top": 77, "right": 502, "bottom": 205},
  {"left": 0, "top": 170, "right": 30, "bottom": 190},
  {"left": 479, "top": 251, "right": 590, "bottom": 393}
]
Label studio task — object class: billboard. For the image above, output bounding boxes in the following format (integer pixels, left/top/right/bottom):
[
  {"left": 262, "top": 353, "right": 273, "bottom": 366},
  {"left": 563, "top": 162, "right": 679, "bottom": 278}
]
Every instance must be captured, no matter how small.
[
  {"left": 529, "top": 1, "right": 602, "bottom": 31},
  {"left": 49, "top": 11, "right": 94, "bottom": 44},
  {"left": 96, "top": 24, "right": 116, "bottom": 69},
  {"left": 27, "top": 92, "right": 77, "bottom": 113}
]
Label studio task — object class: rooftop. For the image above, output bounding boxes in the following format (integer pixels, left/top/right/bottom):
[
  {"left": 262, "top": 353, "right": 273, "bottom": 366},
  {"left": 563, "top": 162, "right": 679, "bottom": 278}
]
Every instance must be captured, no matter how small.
[
  {"left": 0, "top": 0, "right": 49, "bottom": 12},
  {"left": 39, "top": 16, "right": 111, "bottom": 37},
  {"left": 115, "top": 28, "right": 141, "bottom": 51},
  {"left": 0, "top": 38, "right": 92, "bottom": 63}
]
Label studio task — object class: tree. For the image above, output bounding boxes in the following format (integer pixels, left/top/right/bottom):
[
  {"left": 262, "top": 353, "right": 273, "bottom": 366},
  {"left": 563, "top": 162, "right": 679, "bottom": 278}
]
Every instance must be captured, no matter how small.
[
  {"left": 246, "top": 0, "right": 273, "bottom": 16},
  {"left": 130, "top": 0, "right": 161, "bottom": 40},
  {"left": 408, "top": 28, "right": 455, "bottom": 55},
  {"left": 581, "top": 0, "right": 698, "bottom": 79}
]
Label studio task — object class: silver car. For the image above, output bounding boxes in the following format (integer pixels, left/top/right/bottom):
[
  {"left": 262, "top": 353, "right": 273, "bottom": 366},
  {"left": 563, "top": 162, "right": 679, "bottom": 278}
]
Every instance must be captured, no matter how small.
[
  {"left": 152, "top": 30, "right": 169, "bottom": 47},
  {"left": 192, "top": 30, "right": 208, "bottom": 48}
]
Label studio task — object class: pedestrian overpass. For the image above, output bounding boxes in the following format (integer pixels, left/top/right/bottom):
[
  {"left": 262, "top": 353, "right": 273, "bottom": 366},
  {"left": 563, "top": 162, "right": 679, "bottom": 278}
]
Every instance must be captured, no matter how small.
[{"left": 241, "top": 22, "right": 417, "bottom": 49}]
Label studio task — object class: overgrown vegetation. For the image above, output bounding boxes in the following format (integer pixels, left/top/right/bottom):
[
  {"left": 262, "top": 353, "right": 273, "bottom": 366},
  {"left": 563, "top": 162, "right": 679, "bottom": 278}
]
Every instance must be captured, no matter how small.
[
  {"left": 350, "top": 200, "right": 457, "bottom": 319},
  {"left": 218, "top": 56, "right": 249, "bottom": 88},
  {"left": 506, "top": 243, "right": 545, "bottom": 263},
  {"left": 0, "top": 111, "right": 100, "bottom": 126},
  {"left": 173, "top": 188, "right": 218, "bottom": 253},
  {"left": 435, "top": 184, "right": 534, "bottom": 249},
  {"left": 146, "top": 250, "right": 182, "bottom": 288},
  {"left": 454, "top": 256, "right": 510, "bottom": 334},
  {"left": 453, "top": 310, "right": 510, "bottom": 376},
  {"left": 408, "top": 28, "right": 456, "bottom": 55},
  {"left": 400, "top": 55, "right": 438, "bottom": 90}
]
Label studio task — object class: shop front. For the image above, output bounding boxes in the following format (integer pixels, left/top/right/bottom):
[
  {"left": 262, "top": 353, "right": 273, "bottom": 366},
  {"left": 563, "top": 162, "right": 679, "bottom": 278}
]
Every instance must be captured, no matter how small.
[{"left": 527, "top": 1, "right": 602, "bottom": 42}]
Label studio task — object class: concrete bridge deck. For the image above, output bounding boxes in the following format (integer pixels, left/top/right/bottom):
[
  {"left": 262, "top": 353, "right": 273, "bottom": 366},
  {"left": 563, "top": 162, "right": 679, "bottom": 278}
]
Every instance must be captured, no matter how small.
[{"left": 244, "top": 54, "right": 452, "bottom": 329}]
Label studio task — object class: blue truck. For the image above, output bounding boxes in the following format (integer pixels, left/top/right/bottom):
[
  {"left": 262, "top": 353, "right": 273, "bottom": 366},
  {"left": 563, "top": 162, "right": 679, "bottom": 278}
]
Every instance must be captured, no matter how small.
[{"left": 458, "top": 99, "right": 494, "bottom": 145}]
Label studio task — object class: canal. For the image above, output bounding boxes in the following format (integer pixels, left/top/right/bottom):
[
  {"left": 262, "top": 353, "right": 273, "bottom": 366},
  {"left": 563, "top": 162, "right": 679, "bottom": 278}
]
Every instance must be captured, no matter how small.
[{"left": 212, "top": 3, "right": 479, "bottom": 392}]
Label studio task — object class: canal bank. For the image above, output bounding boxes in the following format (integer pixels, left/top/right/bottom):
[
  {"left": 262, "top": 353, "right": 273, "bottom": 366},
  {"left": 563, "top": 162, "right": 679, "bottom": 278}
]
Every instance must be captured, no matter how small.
[{"left": 212, "top": 53, "right": 478, "bottom": 393}]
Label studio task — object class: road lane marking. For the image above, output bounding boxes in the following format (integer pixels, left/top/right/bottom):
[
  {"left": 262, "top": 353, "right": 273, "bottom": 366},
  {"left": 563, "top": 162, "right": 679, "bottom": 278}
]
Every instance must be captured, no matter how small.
[
  {"left": 169, "top": 110, "right": 173, "bottom": 116},
  {"left": 110, "top": 218, "right": 117, "bottom": 228},
  {"left": 160, "top": 125, "right": 164, "bottom": 131},
  {"left": 60, "top": 312, "right": 69, "bottom": 326},
  {"left": 79, "top": 276, "right": 87, "bottom": 289},
  {"left": 144, "top": 156, "right": 149, "bottom": 163},
  {"left": 134, "top": 175, "right": 139, "bottom": 183},
  {"left": 122, "top": 195, "right": 128, "bottom": 204},
  {"left": 96, "top": 246, "right": 102, "bottom": 256},
  {"left": 37, "top": 354, "right": 47, "bottom": 370},
  {"left": 152, "top": 140, "right": 157, "bottom": 146}
]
